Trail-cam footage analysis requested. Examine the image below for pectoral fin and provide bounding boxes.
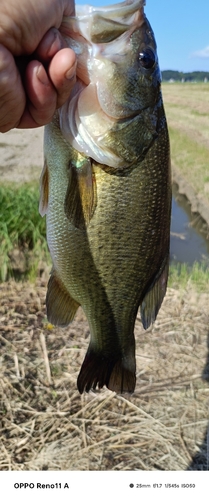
[46,270,80,326]
[140,254,169,330]
[39,160,49,216]
[65,158,97,230]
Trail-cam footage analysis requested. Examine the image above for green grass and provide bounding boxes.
[161,83,209,205]
[0,183,50,281]
[168,127,209,200]
[169,261,209,292]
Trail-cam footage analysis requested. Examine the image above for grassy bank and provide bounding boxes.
[1,183,209,291]
[1,85,209,282]
[162,82,209,206]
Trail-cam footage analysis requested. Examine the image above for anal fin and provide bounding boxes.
[65,158,97,230]
[140,254,169,330]
[46,270,80,326]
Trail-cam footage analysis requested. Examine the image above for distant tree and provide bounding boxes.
[161,70,209,82]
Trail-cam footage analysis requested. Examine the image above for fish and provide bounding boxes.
[39,0,171,394]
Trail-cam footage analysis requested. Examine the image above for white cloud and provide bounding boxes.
[191,45,209,58]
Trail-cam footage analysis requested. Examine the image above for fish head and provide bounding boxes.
[90,8,161,120]
[60,0,163,168]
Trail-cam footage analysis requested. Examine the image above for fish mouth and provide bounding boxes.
[61,0,145,44]
[75,0,145,18]
[63,0,145,20]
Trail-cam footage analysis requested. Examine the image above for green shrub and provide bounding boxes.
[0,183,50,280]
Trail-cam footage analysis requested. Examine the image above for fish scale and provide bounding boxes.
[40,0,171,393]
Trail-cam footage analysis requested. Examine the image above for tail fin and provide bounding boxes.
[77,346,136,394]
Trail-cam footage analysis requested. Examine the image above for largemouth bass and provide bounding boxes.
[40,0,171,394]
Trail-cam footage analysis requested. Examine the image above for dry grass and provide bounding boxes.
[0,271,208,471]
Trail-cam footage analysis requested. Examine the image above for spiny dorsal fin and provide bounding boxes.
[39,160,49,216]
[65,158,97,230]
[46,270,80,327]
[140,254,169,330]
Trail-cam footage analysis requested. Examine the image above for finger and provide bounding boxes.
[48,48,77,108]
[35,28,68,63]
[18,49,76,128]
[63,0,76,17]
[18,60,57,128]
[0,44,25,132]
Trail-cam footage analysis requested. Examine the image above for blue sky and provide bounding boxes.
[76,0,209,72]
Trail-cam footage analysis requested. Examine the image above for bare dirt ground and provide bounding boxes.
[0,128,209,471]
[0,128,44,184]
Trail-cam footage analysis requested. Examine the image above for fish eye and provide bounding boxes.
[139,49,156,69]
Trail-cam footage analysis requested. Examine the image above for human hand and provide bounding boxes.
[0,0,76,132]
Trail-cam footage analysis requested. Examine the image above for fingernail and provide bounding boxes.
[65,62,77,80]
[37,65,49,86]
[38,29,63,59]
[47,30,62,57]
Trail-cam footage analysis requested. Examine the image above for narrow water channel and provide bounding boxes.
[170,183,209,265]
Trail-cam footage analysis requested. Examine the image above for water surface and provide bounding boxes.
[170,184,209,264]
